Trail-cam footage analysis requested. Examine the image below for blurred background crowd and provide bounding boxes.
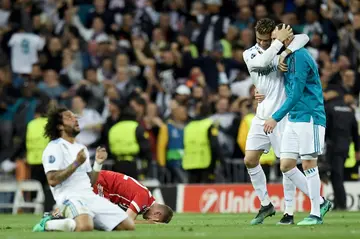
[0,0,360,197]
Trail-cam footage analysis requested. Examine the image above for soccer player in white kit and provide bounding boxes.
[243,18,310,225]
[33,107,135,232]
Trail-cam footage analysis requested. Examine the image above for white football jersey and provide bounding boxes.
[8,33,45,74]
[42,138,94,205]
[243,40,286,120]
[243,35,310,120]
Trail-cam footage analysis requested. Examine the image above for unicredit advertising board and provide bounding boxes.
[176,184,312,213]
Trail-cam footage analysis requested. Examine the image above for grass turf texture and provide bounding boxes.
[0,212,359,239]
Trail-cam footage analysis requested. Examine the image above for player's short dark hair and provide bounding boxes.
[255,18,276,35]
[161,204,174,223]
[44,107,68,140]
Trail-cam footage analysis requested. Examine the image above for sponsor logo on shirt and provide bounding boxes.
[258,65,277,76]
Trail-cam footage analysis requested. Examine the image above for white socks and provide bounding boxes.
[248,164,271,206]
[283,167,324,205]
[45,219,76,232]
[282,173,296,215]
[304,166,321,217]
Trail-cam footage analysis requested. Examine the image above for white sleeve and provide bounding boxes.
[36,36,46,51]
[72,15,93,41]
[243,40,283,72]
[287,34,310,53]
[42,144,64,173]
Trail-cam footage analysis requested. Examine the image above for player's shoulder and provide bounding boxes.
[294,48,310,57]
[243,45,260,61]
[243,45,258,56]
[44,139,62,151]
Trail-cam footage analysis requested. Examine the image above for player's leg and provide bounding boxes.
[33,199,95,232]
[89,195,135,231]
[245,118,275,225]
[270,122,296,225]
[296,124,330,225]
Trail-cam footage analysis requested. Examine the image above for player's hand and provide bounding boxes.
[254,90,265,103]
[278,56,288,72]
[275,24,293,42]
[76,149,87,165]
[264,118,277,135]
[95,147,108,164]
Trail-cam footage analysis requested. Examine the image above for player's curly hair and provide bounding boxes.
[255,18,276,35]
[44,107,68,140]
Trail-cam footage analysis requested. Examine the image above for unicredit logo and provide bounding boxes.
[199,189,219,213]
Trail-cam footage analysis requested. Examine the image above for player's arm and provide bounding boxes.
[272,52,309,122]
[44,147,85,187]
[281,34,310,58]
[243,40,283,71]
[88,147,107,186]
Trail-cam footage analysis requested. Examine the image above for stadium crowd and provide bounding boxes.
[0,0,359,188]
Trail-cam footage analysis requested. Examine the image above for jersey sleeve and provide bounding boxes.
[272,51,309,122]
[8,34,16,47]
[42,144,64,173]
[243,40,283,72]
[286,34,309,53]
[35,35,46,51]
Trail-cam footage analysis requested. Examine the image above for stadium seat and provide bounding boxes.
[12,180,45,215]
[0,181,17,212]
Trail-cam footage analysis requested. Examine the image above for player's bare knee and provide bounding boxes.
[280,159,297,173]
[74,215,94,232]
[244,151,261,168]
[302,159,317,171]
[75,223,94,232]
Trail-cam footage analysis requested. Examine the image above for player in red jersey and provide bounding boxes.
[93,170,173,224]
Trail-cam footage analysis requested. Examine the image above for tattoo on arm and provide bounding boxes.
[46,162,80,187]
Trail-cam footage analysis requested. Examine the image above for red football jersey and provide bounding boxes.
[93,170,155,214]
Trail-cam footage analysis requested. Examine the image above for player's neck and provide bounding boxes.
[61,134,76,144]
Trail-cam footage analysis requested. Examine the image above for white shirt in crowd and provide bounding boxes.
[42,138,93,205]
[242,35,309,119]
[8,33,45,74]
[76,108,103,147]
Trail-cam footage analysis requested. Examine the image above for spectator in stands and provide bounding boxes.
[183,101,224,183]
[157,104,188,183]
[71,95,103,153]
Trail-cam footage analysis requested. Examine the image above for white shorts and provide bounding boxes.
[59,194,128,231]
[280,120,325,160]
[245,116,287,157]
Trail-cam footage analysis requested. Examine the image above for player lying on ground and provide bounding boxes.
[33,107,134,232]
[93,170,173,224]
[264,24,331,225]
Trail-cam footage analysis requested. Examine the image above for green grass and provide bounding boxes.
[1,212,360,239]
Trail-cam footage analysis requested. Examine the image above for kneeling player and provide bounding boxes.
[93,170,173,224]
[36,170,173,230]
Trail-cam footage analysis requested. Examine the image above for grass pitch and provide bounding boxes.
[0,212,359,239]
